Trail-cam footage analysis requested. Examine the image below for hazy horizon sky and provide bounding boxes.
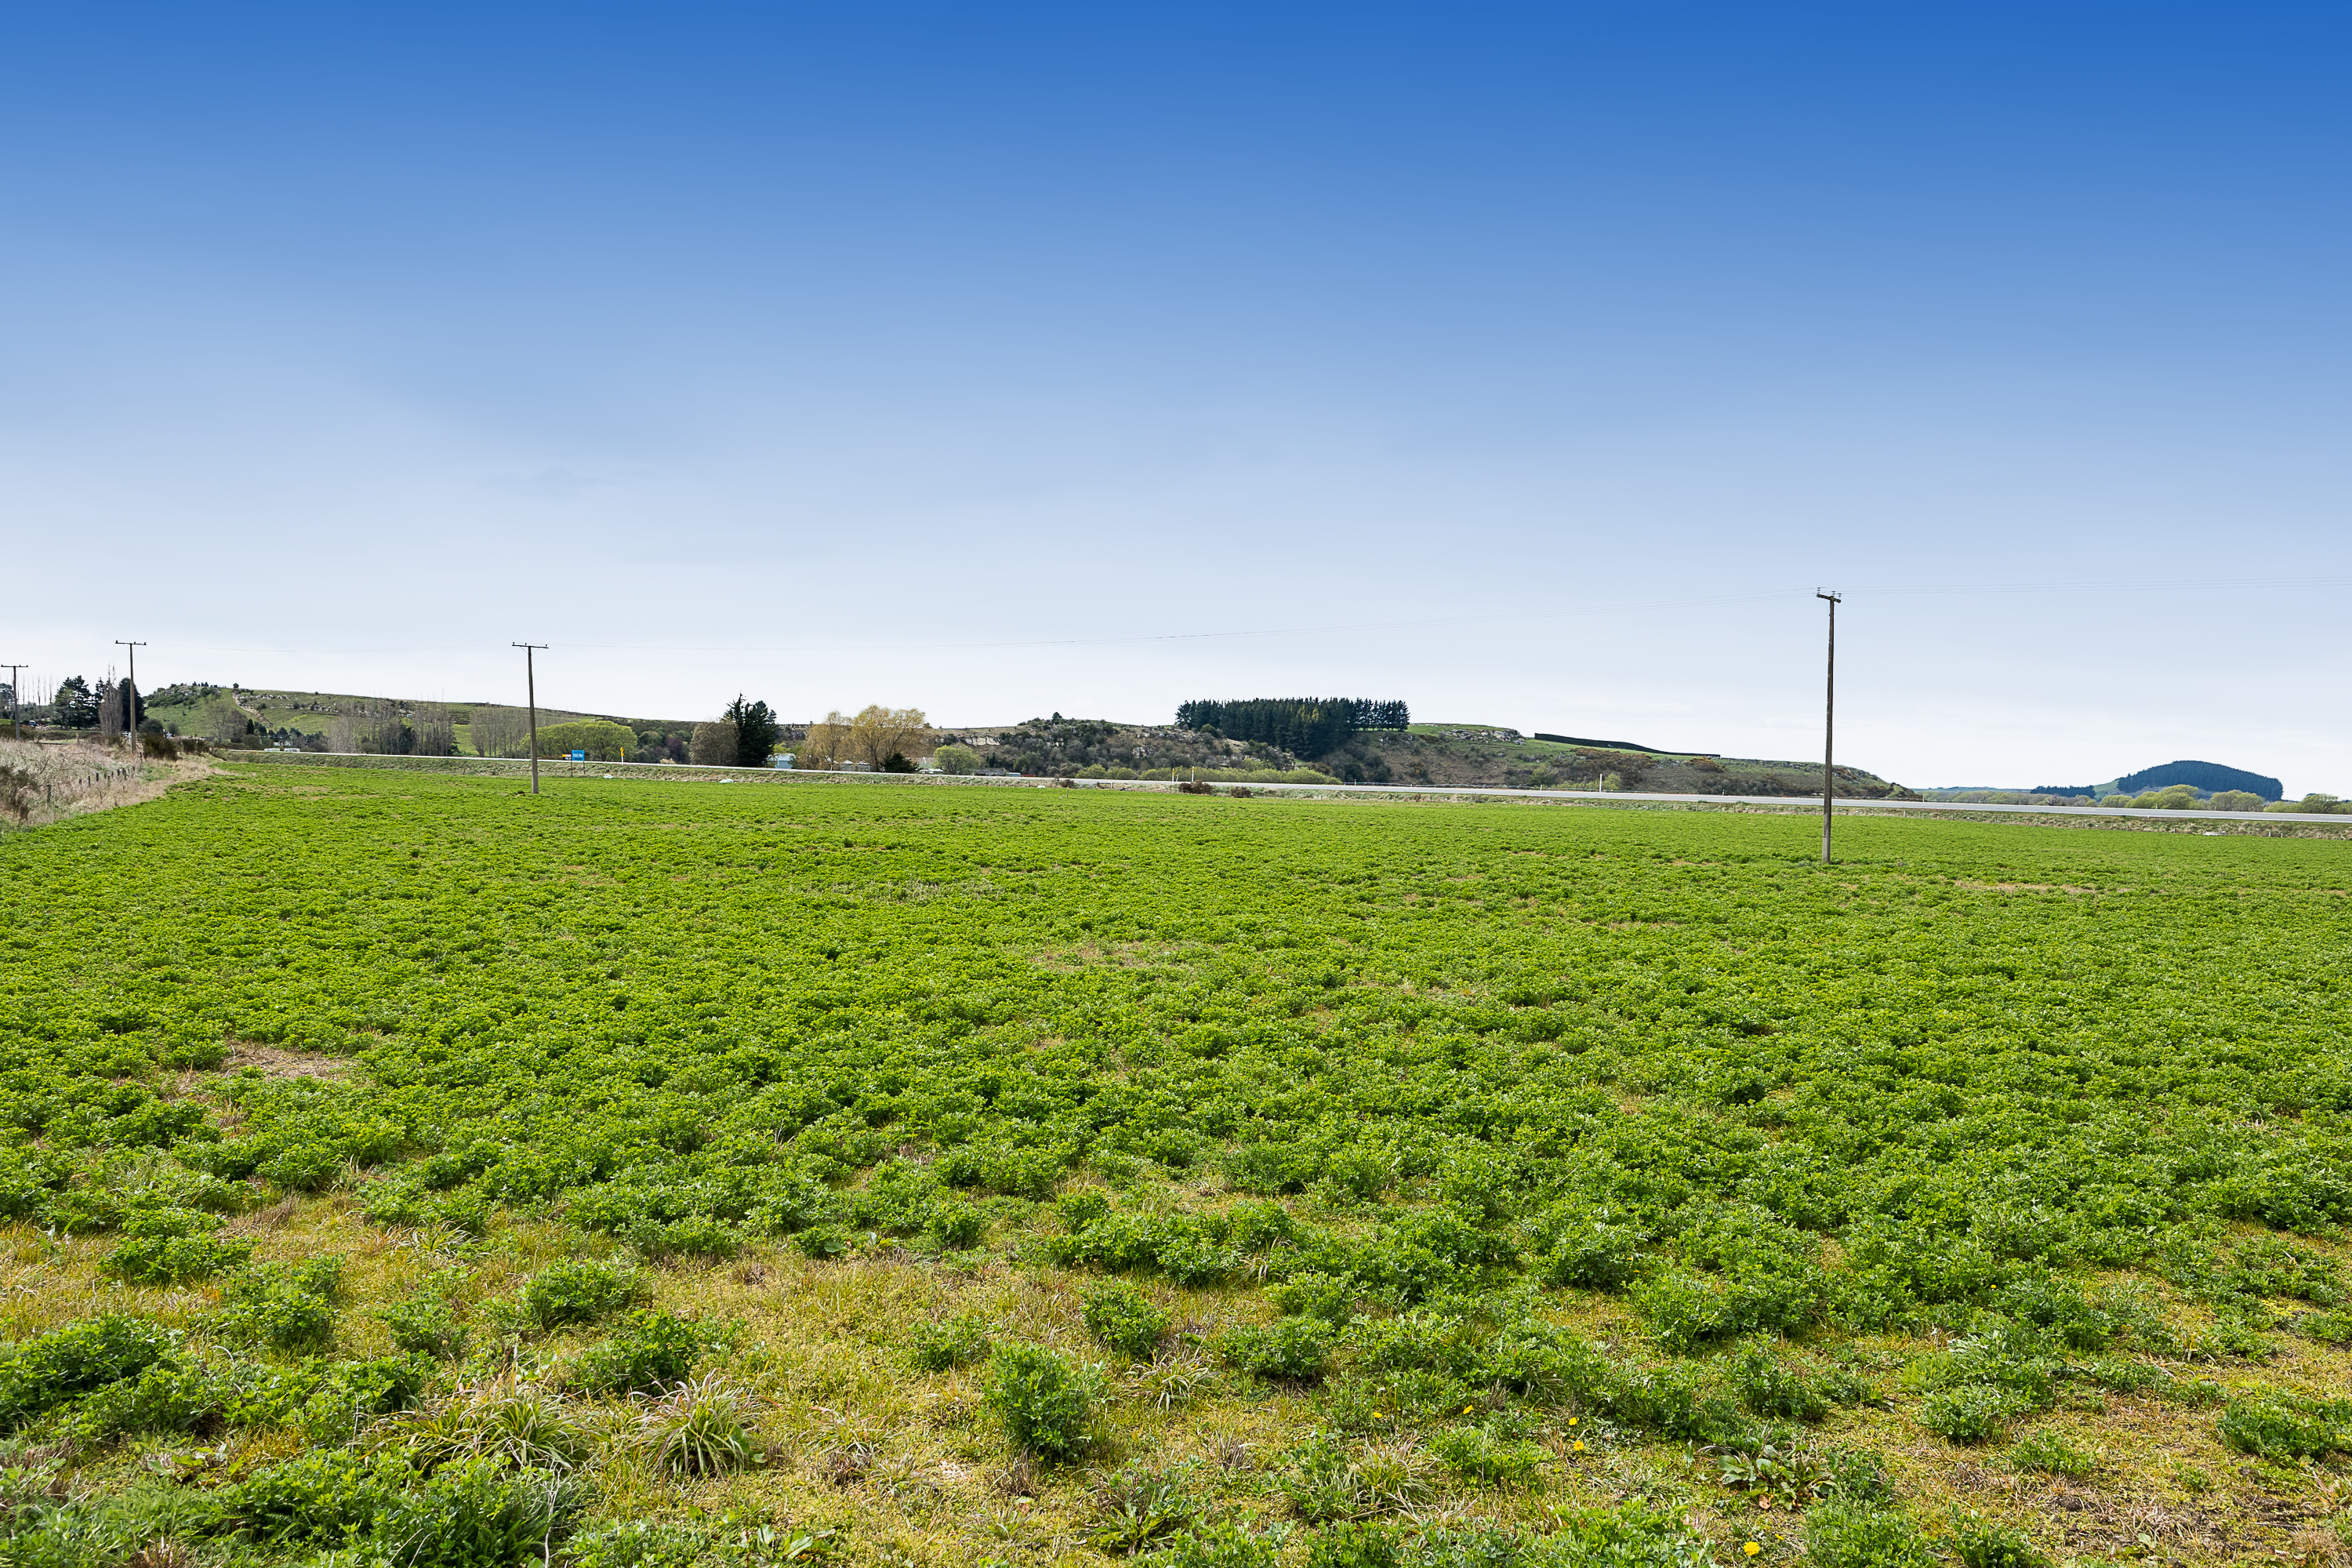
[4,5,2347,791]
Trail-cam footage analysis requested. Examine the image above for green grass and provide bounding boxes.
[2,767,2350,1565]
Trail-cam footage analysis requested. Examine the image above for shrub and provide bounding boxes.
[1266,1272,1359,1325]
[301,1352,434,1439]
[1918,1384,2028,1443]
[987,1344,1102,1460]
[1145,1523,1279,1568]
[214,1261,343,1353]
[0,1314,176,1428]
[1730,1347,1830,1422]
[216,1446,411,1544]
[794,1222,851,1259]
[2218,1391,2352,1458]
[1429,1421,1545,1489]
[1950,1516,2053,1568]
[378,1292,470,1359]
[908,1313,993,1373]
[1803,1503,1937,1568]
[1084,1282,1173,1360]
[924,1200,988,1250]
[1305,1520,1403,1568]
[103,1229,253,1286]
[568,1519,735,1568]
[1088,1461,1200,1553]
[517,1260,650,1332]
[575,1309,706,1396]
[1225,1142,1320,1196]
[1218,1316,1334,1381]
[374,1456,584,1568]
[1527,1204,1646,1290]
[66,1355,225,1439]
[2005,1425,2095,1478]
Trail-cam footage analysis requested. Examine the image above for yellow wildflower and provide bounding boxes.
[1744,1544,1762,1558]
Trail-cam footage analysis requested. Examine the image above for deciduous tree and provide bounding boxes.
[848,705,929,769]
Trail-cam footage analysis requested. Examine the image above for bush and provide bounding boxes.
[1951,1516,2053,1568]
[1084,1282,1173,1359]
[987,1344,1102,1460]
[1145,1523,1279,1568]
[1730,1347,1830,1422]
[1429,1421,1546,1489]
[0,1314,176,1428]
[64,1355,226,1440]
[1803,1504,1937,1568]
[378,1292,470,1360]
[2218,1391,2352,1458]
[214,1261,343,1353]
[924,1200,988,1250]
[909,1313,993,1373]
[2005,1425,2095,1478]
[1088,1461,1200,1553]
[1267,1273,1359,1325]
[1305,1520,1403,1568]
[375,1456,583,1567]
[216,1446,411,1544]
[794,1222,851,1258]
[575,1309,706,1395]
[517,1260,650,1332]
[1918,1384,2028,1443]
[1527,1203,1646,1290]
[103,1230,252,1286]
[1218,1316,1334,1381]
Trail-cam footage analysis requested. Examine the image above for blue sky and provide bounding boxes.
[4,4,2347,789]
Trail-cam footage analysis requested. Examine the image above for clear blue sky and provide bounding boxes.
[4,4,2347,789]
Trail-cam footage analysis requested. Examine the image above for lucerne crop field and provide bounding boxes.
[5,765,2352,1568]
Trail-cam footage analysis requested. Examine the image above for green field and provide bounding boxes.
[4,768,2351,1567]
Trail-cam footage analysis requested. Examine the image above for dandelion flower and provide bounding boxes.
[1566,1417,1579,1425]
[1572,1440,1586,1452]
[1744,1544,1761,1558]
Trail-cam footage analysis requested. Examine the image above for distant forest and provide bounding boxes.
[1174,697,1409,756]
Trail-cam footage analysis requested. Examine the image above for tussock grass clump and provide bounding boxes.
[633,1373,765,1476]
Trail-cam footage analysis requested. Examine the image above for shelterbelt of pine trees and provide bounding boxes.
[2,765,2350,1568]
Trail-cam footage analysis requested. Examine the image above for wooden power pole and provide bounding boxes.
[1816,591,1840,864]
[114,641,147,750]
[513,643,547,795]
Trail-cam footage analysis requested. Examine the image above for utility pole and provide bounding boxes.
[114,641,147,751]
[1815,592,1840,864]
[3,665,20,740]
[513,643,547,795]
